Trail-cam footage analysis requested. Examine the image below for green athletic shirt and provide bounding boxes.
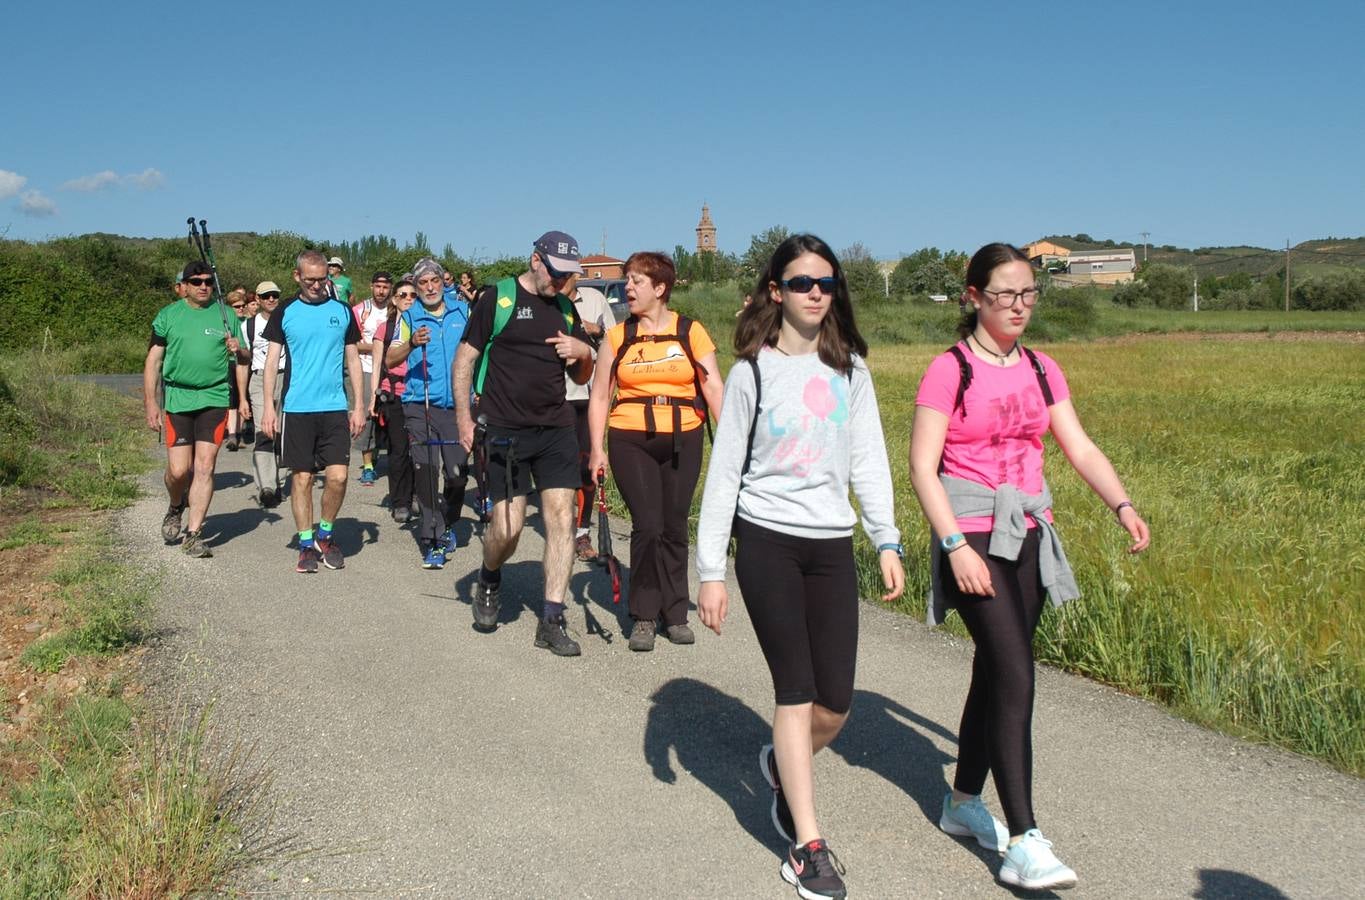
[149,300,231,413]
[330,273,354,304]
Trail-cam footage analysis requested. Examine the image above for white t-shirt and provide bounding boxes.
[352,299,390,374]
[242,313,284,372]
[565,286,616,401]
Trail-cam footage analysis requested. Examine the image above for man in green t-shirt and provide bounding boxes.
[142,260,242,558]
[327,256,353,304]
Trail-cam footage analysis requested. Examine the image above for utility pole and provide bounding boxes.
[1284,240,1291,312]
[1193,272,1199,312]
[1140,231,1150,263]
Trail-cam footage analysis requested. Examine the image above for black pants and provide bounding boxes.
[379,395,413,512]
[607,426,702,626]
[734,518,859,714]
[571,399,593,530]
[940,529,1045,837]
[403,404,469,544]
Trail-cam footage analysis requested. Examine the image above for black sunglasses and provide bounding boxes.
[781,276,837,294]
[395,291,418,299]
[259,292,281,299]
[185,277,214,287]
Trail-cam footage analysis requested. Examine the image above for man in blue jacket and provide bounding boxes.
[384,256,471,568]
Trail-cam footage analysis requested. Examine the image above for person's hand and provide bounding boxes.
[1119,507,1151,554]
[948,545,994,597]
[413,325,431,346]
[545,331,590,362]
[582,321,603,338]
[224,335,241,356]
[348,407,366,437]
[238,398,252,421]
[698,581,729,636]
[588,451,608,485]
[145,402,162,433]
[260,409,278,440]
[457,413,475,452]
[879,550,905,602]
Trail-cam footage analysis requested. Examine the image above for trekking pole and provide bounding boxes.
[421,339,441,550]
[595,468,622,604]
[186,217,235,339]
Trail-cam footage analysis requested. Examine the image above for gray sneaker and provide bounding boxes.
[473,579,500,631]
[628,620,656,652]
[161,504,184,544]
[181,530,212,558]
[535,616,581,656]
[315,536,344,570]
[665,623,695,645]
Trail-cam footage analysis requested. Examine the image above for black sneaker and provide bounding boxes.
[472,579,500,631]
[781,839,847,900]
[760,744,795,842]
[392,506,411,524]
[296,546,321,574]
[260,489,280,508]
[316,536,344,570]
[181,530,212,558]
[534,616,581,657]
[161,504,185,544]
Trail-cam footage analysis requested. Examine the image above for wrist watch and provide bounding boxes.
[940,533,967,553]
[877,542,904,559]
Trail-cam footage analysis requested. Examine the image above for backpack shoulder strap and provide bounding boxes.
[741,356,761,476]
[474,277,519,394]
[1020,346,1055,406]
[609,317,641,385]
[246,315,257,347]
[947,344,972,419]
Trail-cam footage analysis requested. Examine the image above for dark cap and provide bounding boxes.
[181,260,212,281]
[532,231,584,275]
[372,271,393,284]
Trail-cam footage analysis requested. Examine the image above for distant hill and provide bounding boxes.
[1036,234,1365,278]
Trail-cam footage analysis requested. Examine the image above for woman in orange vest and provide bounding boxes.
[587,251,724,651]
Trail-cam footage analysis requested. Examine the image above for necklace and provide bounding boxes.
[970,332,1017,366]
[772,343,790,356]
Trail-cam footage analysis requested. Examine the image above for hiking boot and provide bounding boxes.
[628,620,656,652]
[422,545,446,570]
[161,504,185,544]
[472,579,500,631]
[998,829,1077,891]
[296,546,321,574]
[181,530,212,558]
[359,467,376,485]
[940,792,1008,853]
[781,838,847,900]
[316,536,344,570]
[226,434,239,451]
[665,623,695,645]
[260,489,280,508]
[392,505,411,524]
[575,533,597,561]
[760,744,795,842]
[534,616,582,656]
[440,527,459,554]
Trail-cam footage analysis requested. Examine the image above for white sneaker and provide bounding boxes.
[999,829,1077,891]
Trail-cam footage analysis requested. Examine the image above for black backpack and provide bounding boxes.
[947,343,1054,419]
[609,314,713,462]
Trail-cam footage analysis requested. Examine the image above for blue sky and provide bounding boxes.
[3,0,1362,260]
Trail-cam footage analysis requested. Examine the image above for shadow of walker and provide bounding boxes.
[1194,869,1290,899]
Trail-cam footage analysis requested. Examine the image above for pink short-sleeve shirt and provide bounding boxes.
[915,343,1070,533]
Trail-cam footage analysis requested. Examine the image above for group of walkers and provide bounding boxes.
[142,230,1150,898]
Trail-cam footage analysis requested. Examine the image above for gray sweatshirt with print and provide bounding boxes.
[695,348,899,582]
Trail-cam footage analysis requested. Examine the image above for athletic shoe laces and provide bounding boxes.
[807,841,845,879]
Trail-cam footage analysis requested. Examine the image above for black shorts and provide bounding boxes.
[733,517,859,714]
[279,411,351,471]
[165,407,228,449]
[483,424,578,501]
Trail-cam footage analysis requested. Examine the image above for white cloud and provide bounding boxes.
[61,170,120,192]
[0,170,27,200]
[126,167,165,190]
[19,190,58,217]
[59,167,167,192]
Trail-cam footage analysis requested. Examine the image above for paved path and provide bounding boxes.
[126,443,1362,899]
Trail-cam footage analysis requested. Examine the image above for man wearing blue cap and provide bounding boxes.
[454,231,595,656]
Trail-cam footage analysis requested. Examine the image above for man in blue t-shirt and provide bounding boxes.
[260,250,365,574]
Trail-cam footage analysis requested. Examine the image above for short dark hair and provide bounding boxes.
[181,260,212,281]
[623,252,676,303]
[957,243,1031,339]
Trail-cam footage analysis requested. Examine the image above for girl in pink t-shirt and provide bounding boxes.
[909,243,1151,892]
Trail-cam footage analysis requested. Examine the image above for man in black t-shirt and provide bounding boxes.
[454,231,594,656]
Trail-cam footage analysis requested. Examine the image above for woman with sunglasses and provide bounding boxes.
[695,234,904,900]
[908,243,1150,891]
[372,279,418,524]
[587,251,723,650]
[225,287,250,450]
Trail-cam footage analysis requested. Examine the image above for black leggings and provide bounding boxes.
[941,529,1045,837]
[733,518,858,715]
[378,395,413,511]
[607,426,702,626]
[572,399,592,530]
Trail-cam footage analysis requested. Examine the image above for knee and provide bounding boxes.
[325,470,348,489]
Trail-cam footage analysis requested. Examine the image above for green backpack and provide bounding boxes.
[473,276,576,395]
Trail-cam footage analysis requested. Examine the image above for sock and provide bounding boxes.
[363,464,374,472]
[543,600,565,622]
[480,565,501,587]
[299,528,315,548]
[318,519,334,540]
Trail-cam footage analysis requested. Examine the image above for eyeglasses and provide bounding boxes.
[186,277,214,287]
[230,304,245,310]
[539,254,569,280]
[979,287,1041,307]
[781,276,837,294]
[300,276,330,284]
[395,291,417,299]
[259,292,280,299]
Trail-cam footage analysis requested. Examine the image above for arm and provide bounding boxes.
[143,345,165,432]
[846,367,903,601]
[908,404,994,596]
[1048,399,1151,553]
[260,342,283,439]
[566,338,594,384]
[696,351,724,421]
[586,340,617,482]
[345,344,365,436]
[235,359,250,420]
[453,341,480,450]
